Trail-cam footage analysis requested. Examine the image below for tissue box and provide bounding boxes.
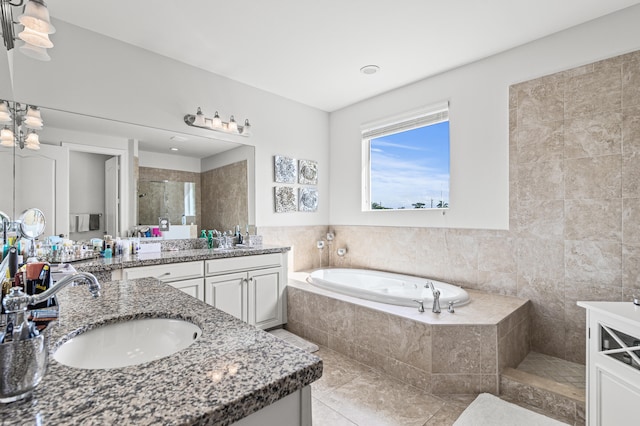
[137,243,161,254]
[247,235,263,247]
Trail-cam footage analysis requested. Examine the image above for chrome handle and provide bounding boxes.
[413,299,425,313]
[448,301,455,313]
[155,272,171,280]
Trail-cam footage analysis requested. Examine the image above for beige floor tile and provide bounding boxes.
[312,398,357,426]
[317,372,445,426]
[312,347,375,396]
[424,403,467,426]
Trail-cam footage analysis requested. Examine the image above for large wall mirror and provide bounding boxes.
[0,103,255,240]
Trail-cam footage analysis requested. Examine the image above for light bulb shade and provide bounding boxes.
[0,102,11,123]
[18,27,54,49]
[211,111,222,129]
[242,119,252,136]
[18,42,51,61]
[193,107,206,127]
[25,131,39,144]
[23,106,43,129]
[1,127,15,147]
[228,115,238,132]
[18,0,56,34]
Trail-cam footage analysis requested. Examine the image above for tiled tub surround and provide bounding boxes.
[263,49,640,365]
[286,273,530,394]
[0,278,322,425]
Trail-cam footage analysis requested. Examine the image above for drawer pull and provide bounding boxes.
[156,272,171,279]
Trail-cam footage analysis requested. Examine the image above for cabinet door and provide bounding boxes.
[248,267,283,329]
[168,278,204,301]
[595,367,640,425]
[205,272,247,322]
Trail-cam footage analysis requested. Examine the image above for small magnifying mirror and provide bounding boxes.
[18,208,46,241]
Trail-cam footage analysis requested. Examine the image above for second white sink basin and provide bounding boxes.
[54,318,201,369]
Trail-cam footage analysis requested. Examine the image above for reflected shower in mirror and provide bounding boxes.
[138,181,196,226]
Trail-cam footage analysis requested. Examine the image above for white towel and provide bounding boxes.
[69,215,77,233]
[77,214,90,232]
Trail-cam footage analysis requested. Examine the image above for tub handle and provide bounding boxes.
[448,301,455,313]
[413,299,425,313]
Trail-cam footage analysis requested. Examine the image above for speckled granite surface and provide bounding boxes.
[0,278,322,425]
[73,245,290,274]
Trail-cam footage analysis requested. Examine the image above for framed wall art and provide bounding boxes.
[274,186,297,213]
[298,159,318,185]
[274,155,297,183]
[298,187,318,212]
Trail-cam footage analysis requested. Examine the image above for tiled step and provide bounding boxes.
[500,368,585,425]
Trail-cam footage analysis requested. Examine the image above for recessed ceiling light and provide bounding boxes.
[170,135,188,142]
[170,147,179,151]
[360,65,380,75]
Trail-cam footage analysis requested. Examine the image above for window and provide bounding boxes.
[362,102,450,211]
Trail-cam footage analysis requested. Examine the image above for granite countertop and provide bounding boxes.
[73,245,291,274]
[0,278,322,425]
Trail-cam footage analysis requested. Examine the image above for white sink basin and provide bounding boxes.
[54,318,201,369]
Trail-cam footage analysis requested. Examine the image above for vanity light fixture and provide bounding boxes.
[0,100,43,150]
[1,0,56,61]
[184,107,252,137]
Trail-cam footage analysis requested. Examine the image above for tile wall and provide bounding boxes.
[201,160,248,232]
[263,49,640,364]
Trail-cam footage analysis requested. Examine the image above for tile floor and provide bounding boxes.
[310,346,576,426]
[516,351,586,389]
[311,346,475,426]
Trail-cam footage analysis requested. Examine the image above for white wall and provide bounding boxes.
[69,151,110,240]
[139,150,201,172]
[329,4,640,230]
[4,19,330,229]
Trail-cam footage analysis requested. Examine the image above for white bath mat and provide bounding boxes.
[453,393,569,426]
[268,328,319,353]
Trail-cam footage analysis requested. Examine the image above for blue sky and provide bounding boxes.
[370,121,450,209]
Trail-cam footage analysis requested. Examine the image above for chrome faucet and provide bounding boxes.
[2,272,101,342]
[426,281,441,313]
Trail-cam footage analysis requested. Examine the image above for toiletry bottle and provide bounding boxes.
[104,244,112,258]
[1,269,11,313]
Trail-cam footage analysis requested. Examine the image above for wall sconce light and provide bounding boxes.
[1,0,56,61]
[184,107,252,137]
[0,100,43,150]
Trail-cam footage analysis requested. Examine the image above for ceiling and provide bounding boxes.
[46,0,640,112]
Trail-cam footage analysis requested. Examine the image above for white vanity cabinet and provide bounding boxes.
[205,253,287,329]
[113,261,205,300]
[578,302,640,426]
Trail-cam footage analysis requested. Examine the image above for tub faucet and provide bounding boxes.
[426,281,441,313]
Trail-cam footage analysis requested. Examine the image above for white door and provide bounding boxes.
[105,156,119,236]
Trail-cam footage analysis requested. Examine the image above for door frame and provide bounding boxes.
[63,142,129,237]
